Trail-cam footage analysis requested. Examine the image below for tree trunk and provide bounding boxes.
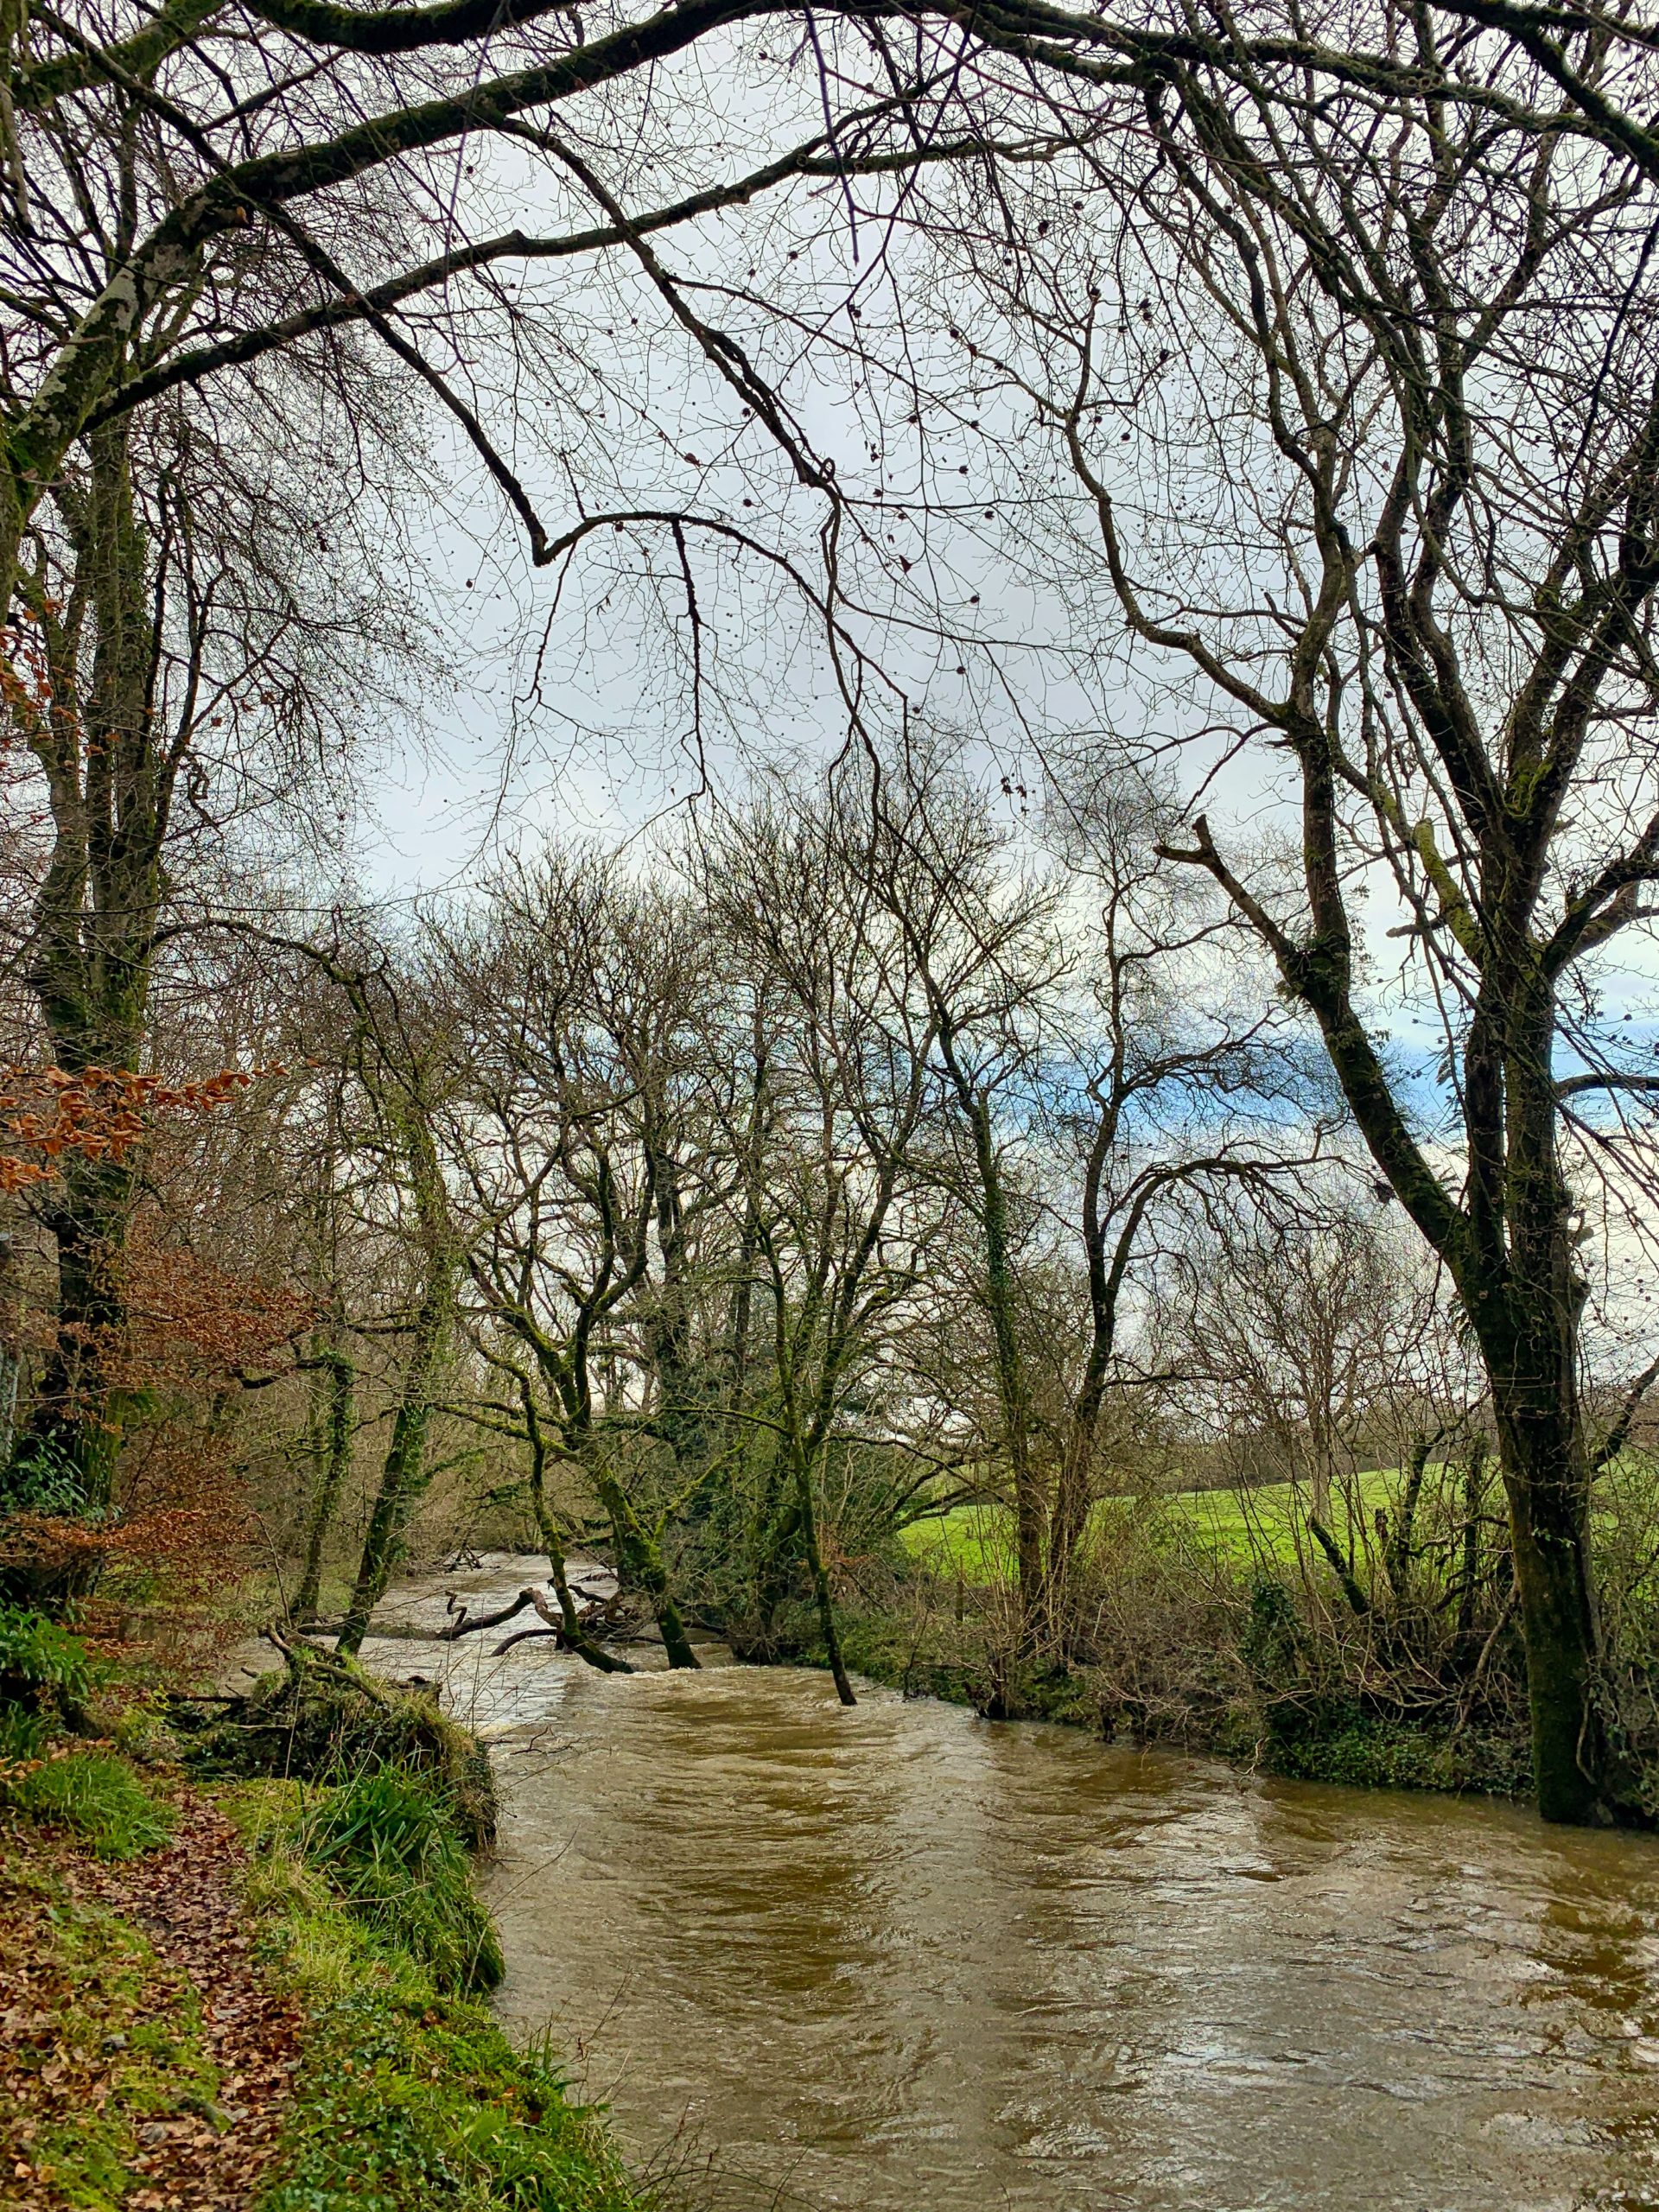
[10,1156,131,1516]
[1045,1389,1101,1651]
[586,1459,700,1669]
[1384,1434,1431,1605]
[1487,1344,1625,1824]
[7,422,165,1544]
[1478,957,1639,1825]
[791,1443,855,1706]
[958,1082,1043,1630]
[294,1349,355,1622]
[1455,1439,1488,1657]
[334,1281,450,1658]
[747,1446,801,1649]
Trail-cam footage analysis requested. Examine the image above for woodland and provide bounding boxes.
[0,0,1657,2013]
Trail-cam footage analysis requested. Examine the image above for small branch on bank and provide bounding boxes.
[1307,1516,1371,1618]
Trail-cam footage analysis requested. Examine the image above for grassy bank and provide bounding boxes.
[0,1620,651,2212]
[229,1779,640,2212]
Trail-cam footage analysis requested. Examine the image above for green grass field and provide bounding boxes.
[898,1469,1402,1581]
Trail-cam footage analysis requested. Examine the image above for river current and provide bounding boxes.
[295,1556,1659,2210]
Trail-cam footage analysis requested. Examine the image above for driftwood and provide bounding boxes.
[441,1583,635,1673]
[437,1587,542,1642]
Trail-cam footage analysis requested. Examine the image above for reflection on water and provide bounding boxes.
[480,1662,1659,2211]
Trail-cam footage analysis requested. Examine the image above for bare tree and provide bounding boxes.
[445,851,712,1669]
[957,16,1659,1819]
[702,779,952,1701]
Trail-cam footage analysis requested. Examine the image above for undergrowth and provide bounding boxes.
[172,1643,498,1845]
[768,1547,1539,1802]
[0,1608,648,2210]
[227,1781,641,2211]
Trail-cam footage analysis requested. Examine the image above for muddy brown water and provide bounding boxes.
[257,1562,1659,2210]
[473,1657,1659,2212]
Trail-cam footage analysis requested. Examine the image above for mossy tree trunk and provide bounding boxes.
[5,422,160,1533]
[586,1455,700,1669]
[294,1348,356,1623]
[336,1102,457,1659]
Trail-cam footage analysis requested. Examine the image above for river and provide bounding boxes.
[302,1558,1659,2210]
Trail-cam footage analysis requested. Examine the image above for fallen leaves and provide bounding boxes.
[1,1797,303,2209]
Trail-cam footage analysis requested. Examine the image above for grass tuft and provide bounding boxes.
[292,1766,505,1994]
[4,1748,176,1859]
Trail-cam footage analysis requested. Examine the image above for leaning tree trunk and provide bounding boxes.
[336,1106,456,1660]
[585,1457,700,1670]
[791,1439,855,1707]
[518,1395,631,1674]
[334,1293,450,1658]
[293,1348,355,1623]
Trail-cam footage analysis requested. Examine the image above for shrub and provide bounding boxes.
[0,1603,97,1718]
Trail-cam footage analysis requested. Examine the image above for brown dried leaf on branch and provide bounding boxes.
[0,1066,277,1196]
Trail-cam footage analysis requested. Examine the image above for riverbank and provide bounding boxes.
[762,1570,1536,1801]
[0,1623,651,2211]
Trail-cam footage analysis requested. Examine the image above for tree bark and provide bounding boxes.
[931,1016,1043,1632]
[294,1348,355,1622]
[1455,1439,1489,1656]
[336,1103,456,1659]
